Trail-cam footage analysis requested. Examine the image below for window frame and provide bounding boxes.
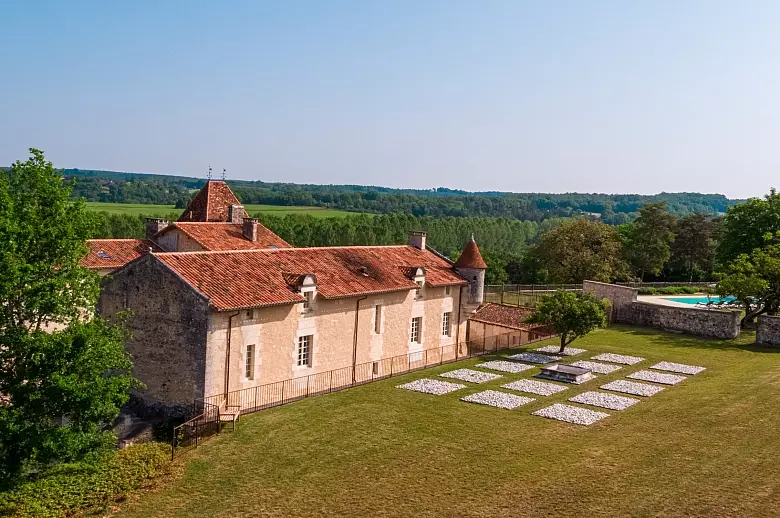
[297,335,313,367]
[411,316,422,343]
[244,344,255,380]
[442,311,451,337]
[374,304,382,334]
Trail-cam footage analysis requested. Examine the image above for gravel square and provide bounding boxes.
[649,361,706,375]
[439,368,502,384]
[591,353,645,365]
[535,345,587,356]
[569,391,640,411]
[461,390,535,409]
[601,380,665,397]
[627,370,687,385]
[570,360,622,374]
[532,403,610,425]
[506,352,562,364]
[396,379,466,395]
[475,360,536,374]
[501,379,568,396]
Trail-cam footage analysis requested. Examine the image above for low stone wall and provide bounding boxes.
[756,315,780,347]
[584,280,741,339]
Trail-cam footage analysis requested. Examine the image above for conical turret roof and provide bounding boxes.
[178,180,246,222]
[453,235,487,269]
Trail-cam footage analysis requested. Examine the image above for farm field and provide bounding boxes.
[115,326,780,518]
[84,201,362,218]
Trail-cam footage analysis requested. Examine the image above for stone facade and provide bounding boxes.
[756,314,780,347]
[585,280,741,340]
[98,254,211,414]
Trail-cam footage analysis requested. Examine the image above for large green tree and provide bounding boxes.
[534,218,630,283]
[0,149,137,484]
[527,290,607,353]
[626,202,676,280]
[669,214,719,281]
[717,189,780,266]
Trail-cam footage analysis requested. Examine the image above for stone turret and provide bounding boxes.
[454,234,487,306]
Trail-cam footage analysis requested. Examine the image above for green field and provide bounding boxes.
[84,202,361,219]
[115,326,780,517]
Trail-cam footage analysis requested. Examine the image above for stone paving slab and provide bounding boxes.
[532,403,610,425]
[535,345,587,356]
[475,360,536,374]
[601,379,665,397]
[506,352,561,364]
[627,370,687,385]
[569,391,640,411]
[501,379,569,396]
[571,360,622,375]
[396,379,466,395]
[461,390,535,409]
[649,361,706,375]
[591,353,645,365]
[439,368,502,384]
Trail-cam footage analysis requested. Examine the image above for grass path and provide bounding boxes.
[116,326,780,517]
[85,202,361,218]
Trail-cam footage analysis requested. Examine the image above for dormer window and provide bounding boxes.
[303,291,314,310]
[415,280,424,299]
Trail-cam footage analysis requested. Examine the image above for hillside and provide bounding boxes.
[64,168,741,224]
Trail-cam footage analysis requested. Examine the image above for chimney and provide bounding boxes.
[242,218,259,242]
[145,218,168,240]
[228,204,245,223]
[408,231,426,250]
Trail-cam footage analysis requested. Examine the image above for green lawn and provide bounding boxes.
[117,326,780,517]
[84,202,361,218]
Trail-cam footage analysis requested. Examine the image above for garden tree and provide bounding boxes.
[717,189,780,266]
[669,214,719,281]
[626,202,676,280]
[716,236,780,327]
[534,218,631,283]
[527,290,607,353]
[0,149,137,483]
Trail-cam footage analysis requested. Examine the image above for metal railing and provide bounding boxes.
[171,328,555,458]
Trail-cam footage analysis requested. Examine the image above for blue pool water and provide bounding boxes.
[662,296,735,305]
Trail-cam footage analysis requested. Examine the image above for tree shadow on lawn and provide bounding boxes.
[602,324,780,354]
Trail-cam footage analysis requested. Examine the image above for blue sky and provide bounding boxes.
[1,0,779,198]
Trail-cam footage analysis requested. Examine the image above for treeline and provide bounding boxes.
[65,168,739,223]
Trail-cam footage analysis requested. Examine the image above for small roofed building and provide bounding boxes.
[98,232,487,415]
[468,303,553,348]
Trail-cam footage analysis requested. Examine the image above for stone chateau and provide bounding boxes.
[85,180,541,414]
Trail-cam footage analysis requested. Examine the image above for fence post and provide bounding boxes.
[306,375,311,398]
[329,370,333,393]
[391,357,394,377]
[171,428,176,461]
[254,386,258,411]
[281,380,285,404]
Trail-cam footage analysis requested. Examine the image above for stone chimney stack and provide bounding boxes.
[228,204,245,223]
[242,218,259,242]
[145,218,168,240]
[408,231,427,250]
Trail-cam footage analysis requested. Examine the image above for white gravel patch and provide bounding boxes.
[506,352,561,364]
[475,360,536,374]
[591,353,645,365]
[461,390,535,409]
[570,360,622,375]
[569,391,640,411]
[439,368,502,384]
[501,379,568,396]
[396,379,466,395]
[649,361,706,375]
[627,370,687,385]
[532,403,610,425]
[535,345,587,356]
[601,380,665,397]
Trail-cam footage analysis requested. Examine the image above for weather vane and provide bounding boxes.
[222,168,226,181]
[207,165,212,180]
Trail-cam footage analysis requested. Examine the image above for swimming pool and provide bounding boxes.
[662,296,735,305]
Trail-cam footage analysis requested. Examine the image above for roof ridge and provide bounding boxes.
[87,238,150,242]
[155,244,415,257]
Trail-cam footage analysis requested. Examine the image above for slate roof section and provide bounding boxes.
[470,303,549,332]
[178,180,246,222]
[83,239,161,269]
[153,245,468,311]
[157,222,291,250]
[453,237,488,269]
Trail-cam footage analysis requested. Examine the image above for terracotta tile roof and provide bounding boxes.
[470,303,547,331]
[158,222,291,250]
[154,245,467,311]
[83,239,161,269]
[454,237,488,269]
[178,180,246,222]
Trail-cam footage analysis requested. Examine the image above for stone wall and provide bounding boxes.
[98,254,211,412]
[756,315,780,347]
[585,280,740,339]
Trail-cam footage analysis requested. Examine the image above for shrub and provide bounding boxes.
[638,287,657,295]
[0,443,171,518]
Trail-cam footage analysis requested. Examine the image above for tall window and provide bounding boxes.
[442,312,451,337]
[245,344,255,379]
[297,335,312,367]
[415,281,423,299]
[411,317,422,343]
[303,291,314,310]
[374,304,382,334]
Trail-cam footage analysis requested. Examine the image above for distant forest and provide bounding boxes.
[64,168,741,224]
